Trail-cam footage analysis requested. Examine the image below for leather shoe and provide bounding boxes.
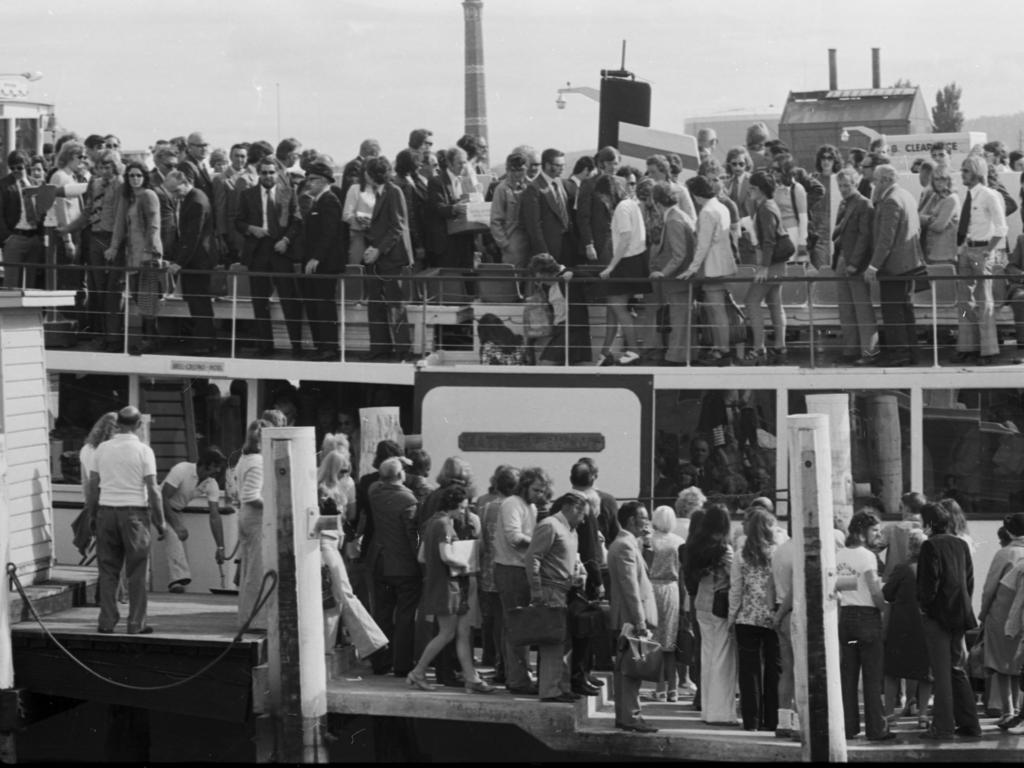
[572,683,600,696]
[541,693,578,703]
[97,627,115,634]
[976,355,1000,366]
[586,675,605,687]
[128,626,154,635]
[616,719,658,733]
[866,731,897,742]
[954,726,982,738]
[920,727,955,741]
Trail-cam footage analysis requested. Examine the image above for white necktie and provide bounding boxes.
[262,188,270,230]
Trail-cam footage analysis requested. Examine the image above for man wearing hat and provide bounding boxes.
[526,490,590,703]
[298,159,343,361]
[84,406,167,634]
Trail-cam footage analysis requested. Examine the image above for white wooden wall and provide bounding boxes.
[0,310,53,584]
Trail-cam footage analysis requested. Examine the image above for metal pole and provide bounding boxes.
[230,271,238,359]
[563,280,570,367]
[931,277,939,368]
[339,276,346,363]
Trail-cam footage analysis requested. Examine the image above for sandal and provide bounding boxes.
[406,671,434,691]
[464,678,496,694]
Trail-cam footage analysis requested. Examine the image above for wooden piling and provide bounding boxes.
[787,414,846,763]
[804,393,854,532]
[866,393,901,517]
[259,426,327,763]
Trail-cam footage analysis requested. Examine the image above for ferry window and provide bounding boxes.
[790,389,911,518]
[924,388,1024,519]
[654,389,777,513]
[51,374,129,485]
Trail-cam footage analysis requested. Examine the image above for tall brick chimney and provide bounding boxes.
[462,0,488,146]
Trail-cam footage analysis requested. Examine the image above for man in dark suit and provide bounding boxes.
[364,156,413,361]
[179,131,214,200]
[562,156,595,267]
[298,161,343,361]
[0,150,45,290]
[607,501,658,733]
[520,148,570,261]
[234,157,303,356]
[917,502,981,740]
[864,165,923,366]
[832,168,879,365]
[164,171,217,354]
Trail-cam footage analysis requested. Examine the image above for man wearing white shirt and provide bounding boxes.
[493,467,552,695]
[955,155,1009,364]
[85,406,166,634]
[161,450,227,593]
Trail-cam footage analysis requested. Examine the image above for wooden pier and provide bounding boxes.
[6,585,1023,762]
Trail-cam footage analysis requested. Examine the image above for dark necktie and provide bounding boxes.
[957,190,972,246]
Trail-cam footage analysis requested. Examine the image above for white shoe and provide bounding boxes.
[618,350,640,365]
[1008,720,1024,735]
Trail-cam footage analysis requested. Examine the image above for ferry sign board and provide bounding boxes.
[883,131,987,171]
[170,359,226,374]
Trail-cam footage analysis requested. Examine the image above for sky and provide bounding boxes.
[4,0,1022,160]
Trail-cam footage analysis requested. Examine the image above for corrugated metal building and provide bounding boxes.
[779,87,932,168]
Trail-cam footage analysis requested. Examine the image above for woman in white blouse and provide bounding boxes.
[342,162,377,266]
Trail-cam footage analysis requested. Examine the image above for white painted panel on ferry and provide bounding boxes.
[1,326,44,349]
[3,360,45,382]
[421,386,642,499]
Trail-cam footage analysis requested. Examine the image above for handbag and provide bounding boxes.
[567,594,609,639]
[506,604,567,646]
[522,289,554,339]
[712,586,729,619]
[771,232,796,264]
[904,263,931,293]
[676,618,695,663]
[618,632,664,682]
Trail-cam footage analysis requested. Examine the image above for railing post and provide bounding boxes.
[930,276,939,368]
[339,275,346,363]
[421,280,428,359]
[230,270,238,359]
[787,413,847,763]
[122,270,130,354]
[563,279,570,367]
[685,281,692,367]
[807,276,816,368]
[260,426,327,763]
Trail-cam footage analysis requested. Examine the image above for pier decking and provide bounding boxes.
[8,585,1022,762]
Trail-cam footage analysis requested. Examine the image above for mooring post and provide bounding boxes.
[0,434,16,763]
[260,426,328,763]
[804,393,854,532]
[787,414,846,762]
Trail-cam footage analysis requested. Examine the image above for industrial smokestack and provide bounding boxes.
[828,48,837,90]
[871,47,881,89]
[462,0,489,146]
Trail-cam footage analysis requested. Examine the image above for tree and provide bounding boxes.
[892,78,915,88]
[933,82,964,132]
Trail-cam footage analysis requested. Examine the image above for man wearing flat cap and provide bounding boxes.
[298,159,343,361]
[85,406,166,634]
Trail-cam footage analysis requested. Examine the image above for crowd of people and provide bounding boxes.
[4,125,1024,366]
[75,400,1024,740]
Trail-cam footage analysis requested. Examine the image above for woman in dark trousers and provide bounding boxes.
[727,506,780,731]
[836,510,894,742]
[679,508,706,709]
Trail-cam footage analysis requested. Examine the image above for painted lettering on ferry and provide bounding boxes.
[170,360,226,373]
[458,432,605,452]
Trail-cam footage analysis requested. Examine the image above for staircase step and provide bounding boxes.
[8,566,99,626]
